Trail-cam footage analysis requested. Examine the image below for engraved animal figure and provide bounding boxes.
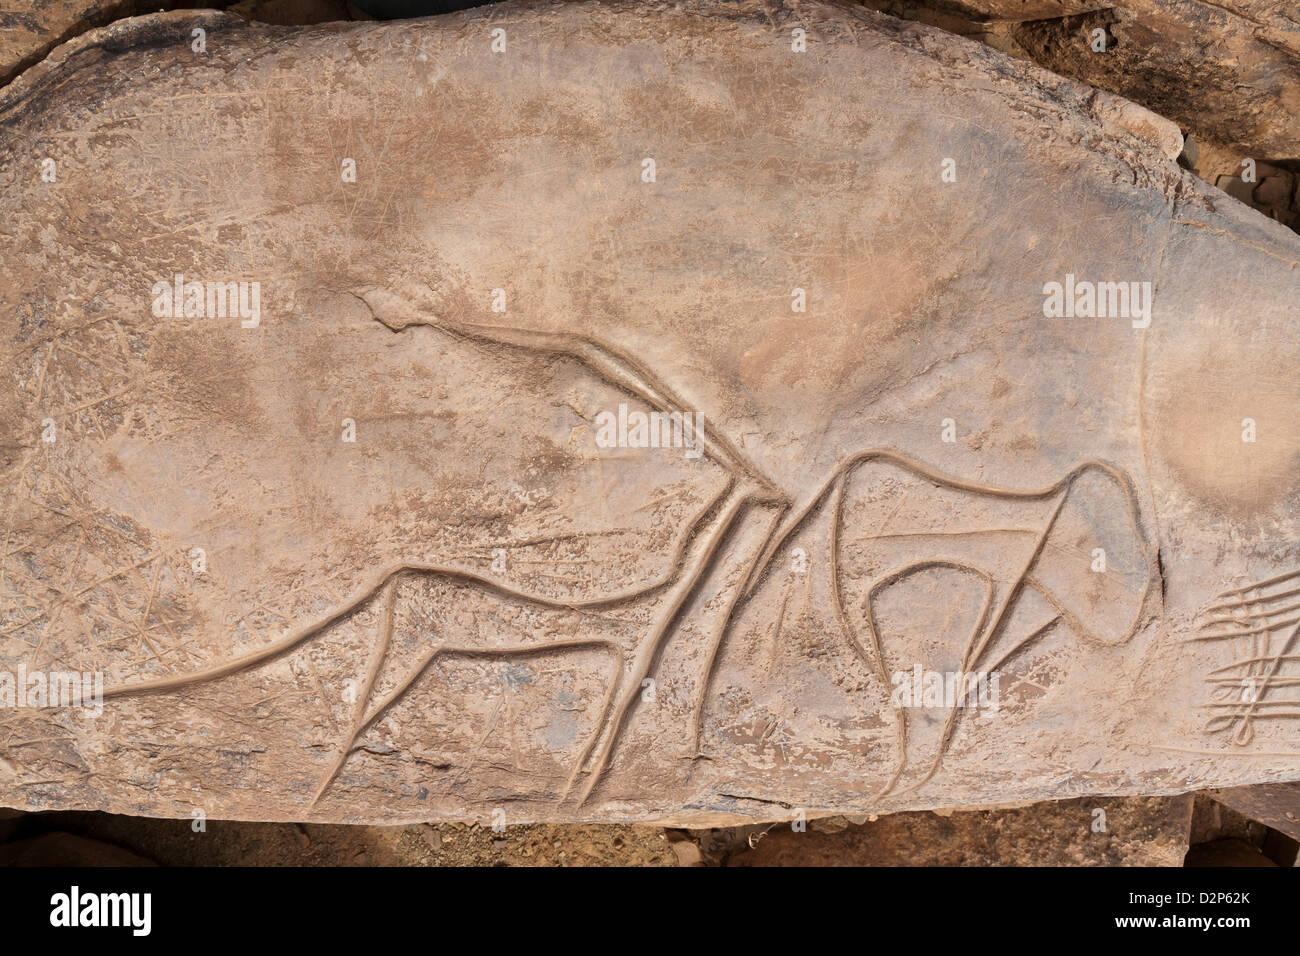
[98,317,1160,806]
[824,454,1157,795]
[98,318,778,807]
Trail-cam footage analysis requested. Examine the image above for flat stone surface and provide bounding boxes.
[1,0,1298,825]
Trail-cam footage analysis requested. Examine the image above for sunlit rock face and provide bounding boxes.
[0,0,1296,825]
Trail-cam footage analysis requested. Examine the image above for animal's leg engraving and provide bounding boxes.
[890,489,1072,798]
[862,561,996,798]
[686,503,781,758]
[978,610,1063,675]
[764,576,798,676]
[561,655,626,801]
[329,637,625,805]
[830,472,884,678]
[572,488,756,804]
[961,489,1072,671]
[825,470,908,796]
[740,500,792,598]
[309,577,397,807]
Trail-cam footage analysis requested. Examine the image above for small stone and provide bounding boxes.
[669,840,703,866]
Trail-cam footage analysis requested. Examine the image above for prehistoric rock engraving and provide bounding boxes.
[830,457,1156,795]
[2,0,1299,823]
[1194,570,1300,746]
[100,419,1157,805]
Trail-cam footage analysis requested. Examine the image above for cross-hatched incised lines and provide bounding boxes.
[1192,569,1300,746]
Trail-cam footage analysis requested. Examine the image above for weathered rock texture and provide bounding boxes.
[0,0,369,84]
[697,794,1197,866]
[0,0,154,85]
[867,1,1300,164]
[1,0,1299,824]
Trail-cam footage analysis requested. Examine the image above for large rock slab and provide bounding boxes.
[1,0,1298,825]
